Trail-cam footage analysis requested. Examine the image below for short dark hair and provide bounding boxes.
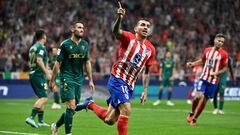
[215,33,225,39]
[71,21,84,28]
[35,29,45,41]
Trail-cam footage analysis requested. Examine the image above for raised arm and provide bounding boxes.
[112,2,125,39]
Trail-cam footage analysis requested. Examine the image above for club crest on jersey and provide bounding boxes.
[145,48,151,55]
[70,46,72,49]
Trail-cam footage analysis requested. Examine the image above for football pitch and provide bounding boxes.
[0,99,239,135]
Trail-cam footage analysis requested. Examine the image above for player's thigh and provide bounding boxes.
[195,79,207,99]
[75,84,82,104]
[162,78,171,87]
[206,83,218,98]
[30,75,48,98]
[105,105,120,122]
[66,99,76,109]
[107,75,133,109]
[118,102,131,116]
[60,80,76,103]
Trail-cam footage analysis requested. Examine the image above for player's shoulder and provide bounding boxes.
[81,39,89,46]
[60,38,71,47]
[205,47,212,51]
[34,42,45,50]
[145,40,156,51]
[219,48,228,54]
[219,48,228,57]
[123,31,134,37]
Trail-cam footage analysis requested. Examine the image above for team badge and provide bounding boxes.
[145,48,150,55]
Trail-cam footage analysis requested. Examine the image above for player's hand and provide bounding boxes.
[117,2,125,17]
[140,91,147,105]
[170,76,174,81]
[210,71,218,76]
[186,62,193,68]
[89,81,95,95]
[46,74,51,81]
[49,79,56,92]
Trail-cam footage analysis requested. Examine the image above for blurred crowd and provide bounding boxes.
[0,0,240,80]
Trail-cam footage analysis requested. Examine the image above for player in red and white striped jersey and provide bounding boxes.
[111,30,155,89]
[186,33,228,126]
[75,3,156,135]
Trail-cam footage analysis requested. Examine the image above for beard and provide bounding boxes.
[74,33,83,39]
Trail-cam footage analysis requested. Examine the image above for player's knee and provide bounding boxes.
[40,97,48,104]
[104,118,116,125]
[120,108,131,116]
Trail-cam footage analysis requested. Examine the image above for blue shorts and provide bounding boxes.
[106,75,133,109]
[193,79,199,91]
[197,78,218,98]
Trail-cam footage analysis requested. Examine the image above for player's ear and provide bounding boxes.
[70,25,75,33]
[134,26,138,33]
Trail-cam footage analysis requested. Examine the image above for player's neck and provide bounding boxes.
[135,34,146,42]
[71,36,81,45]
[213,46,220,51]
[38,40,45,46]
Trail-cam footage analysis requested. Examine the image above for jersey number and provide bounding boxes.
[29,52,36,68]
[121,85,129,100]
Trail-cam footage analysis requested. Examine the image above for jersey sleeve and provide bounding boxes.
[119,31,132,47]
[36,46,45,59]
[57,43,65,62]
[221,52,228,66]
[85,42,90,61]
[145,45,156,67]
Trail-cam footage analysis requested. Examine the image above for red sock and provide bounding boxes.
[187,90,193,99]
[117,115,128,135]
[192,99,199,113]
[194,101,206,119]
[88,103,107,120]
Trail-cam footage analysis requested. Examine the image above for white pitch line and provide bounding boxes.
[0,131,47,135]
[133,108,240,115]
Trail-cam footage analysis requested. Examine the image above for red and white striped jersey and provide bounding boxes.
[200,47,228,84]
[111,31,156,89]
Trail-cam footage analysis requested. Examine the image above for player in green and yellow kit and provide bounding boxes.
[212,57,234,115]
[49,47,62,109]
[50,21,95,135]
[25,29,51,128]
[153,51,176,106]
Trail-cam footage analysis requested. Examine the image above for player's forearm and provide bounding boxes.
[192,59,203,66]
[85,60,93,82]
[217,65,228,75]
[171,68,176,78]
[37,57,48,75]
[159,69,162,78]
[112,15,123,38]
[143,67,150,92]
[51,61,60,80]
[228,62,235,80]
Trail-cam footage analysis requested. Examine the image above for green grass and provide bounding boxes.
[0,99,240,135]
